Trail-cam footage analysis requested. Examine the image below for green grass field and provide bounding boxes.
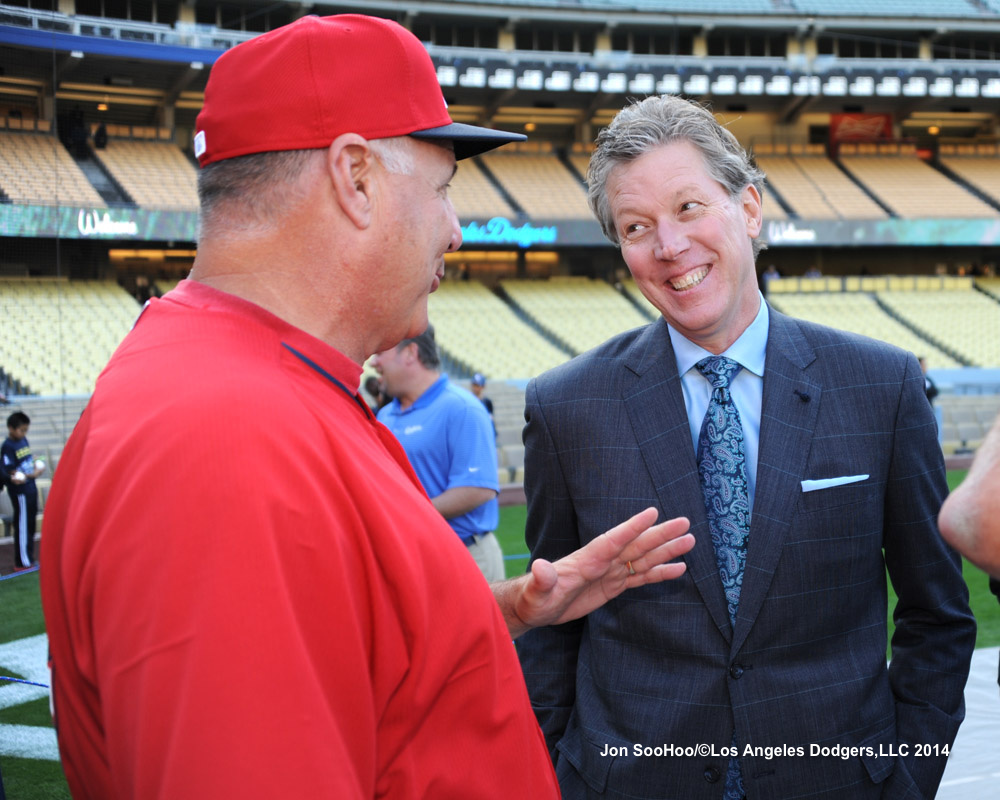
[3,468,996,799]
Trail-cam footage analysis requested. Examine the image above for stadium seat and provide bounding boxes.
[840,153,997,218]
[0,130,106,208]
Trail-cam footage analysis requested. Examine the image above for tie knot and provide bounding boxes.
[696,356,742,390]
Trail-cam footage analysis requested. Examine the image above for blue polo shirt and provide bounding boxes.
[378,375,499,541]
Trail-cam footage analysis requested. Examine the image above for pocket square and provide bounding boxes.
[801,474,870,492]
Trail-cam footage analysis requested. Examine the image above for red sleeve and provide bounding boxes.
[56,405,387,798]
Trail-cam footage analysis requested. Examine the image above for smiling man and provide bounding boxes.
[516,95,976,800]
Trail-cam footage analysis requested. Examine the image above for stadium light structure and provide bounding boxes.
[766,75,791,95]
[574,72,600,92]
[930,77,954,97]
[629,73,655,93]
[437,65,457,86]
[903,77,927,96]
[712,74,738,95]
[823,75,847,96]
[683,74,709,94]
[876,76,901,96]
[955,77,978,98]
[849,76,875,96]
[601,72,627,93]
[460,67,487,88]
[739,75,764,95]
[793,75,820,96]
[488,68,515,89]
[545,71,572,90]
[657,74,681,94]
[518,70,543,90]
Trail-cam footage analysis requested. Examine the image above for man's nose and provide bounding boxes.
[654,220,690,261]
[446,200,462,253]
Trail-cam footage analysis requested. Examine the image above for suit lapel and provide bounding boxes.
[732,309,820,653]
[622,320,735,641]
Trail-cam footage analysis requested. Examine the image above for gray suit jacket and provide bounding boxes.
[517,308,976,800]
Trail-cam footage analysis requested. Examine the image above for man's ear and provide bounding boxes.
[742,183,763,239]
[401,341,418,365]
[327,133,377,230]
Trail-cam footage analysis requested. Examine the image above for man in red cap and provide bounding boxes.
[40,15,694,799]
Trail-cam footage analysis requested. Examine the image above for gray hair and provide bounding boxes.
[397,323,440,369]
[371,136,415,175]
[588,95,767,257]
[197,136,413,236]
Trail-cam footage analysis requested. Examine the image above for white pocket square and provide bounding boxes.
[801,474,869,493]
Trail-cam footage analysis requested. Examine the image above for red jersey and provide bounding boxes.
[41,280,558,799]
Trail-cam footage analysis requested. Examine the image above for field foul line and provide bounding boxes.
[0,633,59,760]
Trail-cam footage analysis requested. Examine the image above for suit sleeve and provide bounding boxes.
[516,377,585,762]
[881,353,976,798]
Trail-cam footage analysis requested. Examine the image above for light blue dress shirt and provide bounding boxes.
[667,293,769,513]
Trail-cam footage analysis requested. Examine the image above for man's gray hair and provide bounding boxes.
[371,137,415,175]
[587,95,767,257]
[398,323,440,370]
[197,136,413,236]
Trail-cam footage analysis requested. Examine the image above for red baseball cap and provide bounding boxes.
[194,14,525,167]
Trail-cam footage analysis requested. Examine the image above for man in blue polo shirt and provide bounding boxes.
[373,324,504,580]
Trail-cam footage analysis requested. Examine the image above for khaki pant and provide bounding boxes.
[466,531,505,582]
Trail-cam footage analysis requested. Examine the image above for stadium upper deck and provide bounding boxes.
[4,0,1000,255]
[5,0,1000,135]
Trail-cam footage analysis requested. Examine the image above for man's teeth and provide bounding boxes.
[671,267,709,291]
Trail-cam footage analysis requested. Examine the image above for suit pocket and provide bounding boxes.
[858,725,897,785]
[797,477,879,513]
[556,721,623,794]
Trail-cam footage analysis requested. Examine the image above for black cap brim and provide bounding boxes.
[410,122,526,160]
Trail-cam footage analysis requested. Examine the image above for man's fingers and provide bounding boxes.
[602,508,689,553]
[620,517,692,560]
[637,528,695,561]
[529,558,558,593]
[602,507,661,551]
[622,532,694,579]
[638,562,688,584]
[597,511,693,578]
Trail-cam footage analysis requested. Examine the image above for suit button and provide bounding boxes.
[730,663,745,679]
[704,766,721,783]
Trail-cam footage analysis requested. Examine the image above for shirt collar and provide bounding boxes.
[165,279,364,394]
[668,292,769,379]
[391,373,449,414]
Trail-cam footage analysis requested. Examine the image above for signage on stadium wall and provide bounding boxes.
[461,217,559,248]
[763,218,1000,247]
[829,113,893,142]
[767,221,818,244]
[1,204,999,248]
[78,210,139,237]
[0,204,198,241]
